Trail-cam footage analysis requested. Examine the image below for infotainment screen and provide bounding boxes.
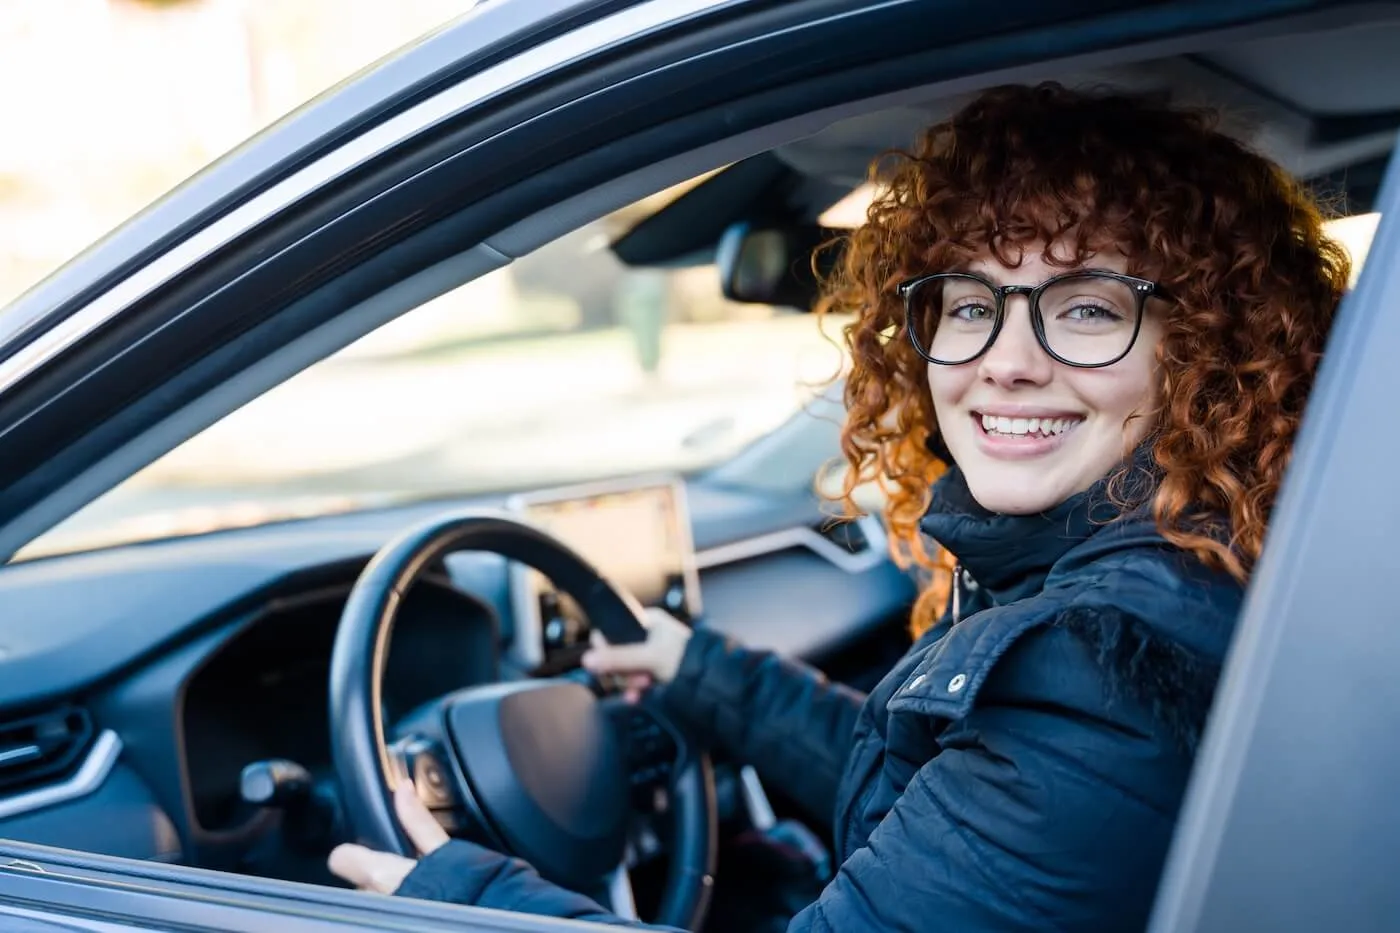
[506,475,701,670]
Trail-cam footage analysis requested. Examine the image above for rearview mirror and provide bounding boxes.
[715,222,843,310]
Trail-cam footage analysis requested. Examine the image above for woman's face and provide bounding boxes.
[926,245,1165,515]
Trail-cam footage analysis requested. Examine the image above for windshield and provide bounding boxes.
[20,200,852,559]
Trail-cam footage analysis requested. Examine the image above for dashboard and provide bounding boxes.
[0,474,916,880]
[180,578,497,834]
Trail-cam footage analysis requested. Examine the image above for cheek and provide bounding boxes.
[926,363,971,420]
[1074,350,1161,429]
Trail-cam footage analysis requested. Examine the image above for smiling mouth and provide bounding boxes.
[975,412,1084,439]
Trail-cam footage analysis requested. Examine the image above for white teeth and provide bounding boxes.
[980,414,1081,437]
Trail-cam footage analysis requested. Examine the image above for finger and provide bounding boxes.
[581,640,656,675]
[640,606,679,626]
[395,781,450,855]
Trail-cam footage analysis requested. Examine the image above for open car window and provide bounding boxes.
[18,197,850,560]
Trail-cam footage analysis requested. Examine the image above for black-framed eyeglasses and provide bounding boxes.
[896,269,1167,368]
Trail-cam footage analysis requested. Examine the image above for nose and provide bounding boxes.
[976,296,1053,388]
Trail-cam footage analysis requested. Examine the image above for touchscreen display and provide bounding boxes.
[512,477,702,662]
[524,486,691,612]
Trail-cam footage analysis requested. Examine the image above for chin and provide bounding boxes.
[961,464,1074,516]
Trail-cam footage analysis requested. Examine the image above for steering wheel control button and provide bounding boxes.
[391,738,457,809]
[414,757,451,807]
[620,711,683,810]
[947,673,968,693]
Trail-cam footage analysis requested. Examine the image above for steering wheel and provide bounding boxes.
[328,512,716,930]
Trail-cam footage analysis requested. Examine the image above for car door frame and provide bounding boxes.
[1146,123,1400,933]
[0,837,595,932]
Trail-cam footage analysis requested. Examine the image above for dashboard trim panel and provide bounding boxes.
[508,496,890,669]
[694,515,888,574]
[0,730,123,822]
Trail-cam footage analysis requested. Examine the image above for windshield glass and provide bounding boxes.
[20,199,852,559]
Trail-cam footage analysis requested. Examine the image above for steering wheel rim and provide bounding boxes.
[329,510,715,930]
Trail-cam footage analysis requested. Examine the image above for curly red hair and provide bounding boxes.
[818,82,1352,635]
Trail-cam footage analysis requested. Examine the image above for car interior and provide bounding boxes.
[0,2,1396,930]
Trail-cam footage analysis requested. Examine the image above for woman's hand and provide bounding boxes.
[581,607,693,702]
[328,782,448,894]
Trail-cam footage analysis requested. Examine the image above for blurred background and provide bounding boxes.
[0,0,482,304]
[4,0,852,559]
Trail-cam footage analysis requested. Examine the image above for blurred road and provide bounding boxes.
[27,315,849,556]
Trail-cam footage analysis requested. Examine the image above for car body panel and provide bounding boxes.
[1148,130,1400,933]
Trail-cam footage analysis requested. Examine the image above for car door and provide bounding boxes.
[0,837,595,932]
[0,0,1382,930]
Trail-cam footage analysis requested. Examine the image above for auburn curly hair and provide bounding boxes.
[817,82,1351,635]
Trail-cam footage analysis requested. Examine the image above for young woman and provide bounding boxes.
[328,82,1348,931]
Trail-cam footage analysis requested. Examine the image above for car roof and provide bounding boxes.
[616,7,1399,266]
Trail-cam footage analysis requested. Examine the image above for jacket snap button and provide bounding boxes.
[960,569,979,592]
[907,674,927,692]
[947,674,967,693]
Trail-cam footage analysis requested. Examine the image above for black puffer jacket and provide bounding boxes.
[396,461,1243,931]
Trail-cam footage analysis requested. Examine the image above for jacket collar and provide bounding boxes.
[919,444,1157,606]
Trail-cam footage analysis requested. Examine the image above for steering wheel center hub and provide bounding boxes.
[445,681,630,887]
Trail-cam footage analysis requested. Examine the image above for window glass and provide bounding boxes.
[22,207,851,559]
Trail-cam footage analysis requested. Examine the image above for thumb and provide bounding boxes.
[327,843,416,894]
[395,782,449,855]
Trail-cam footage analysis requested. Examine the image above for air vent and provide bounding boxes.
[0,707,94,795]
[813,519,870,555]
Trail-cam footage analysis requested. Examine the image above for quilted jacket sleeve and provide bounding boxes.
[655,627,867,825]
[395,839,664,928]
